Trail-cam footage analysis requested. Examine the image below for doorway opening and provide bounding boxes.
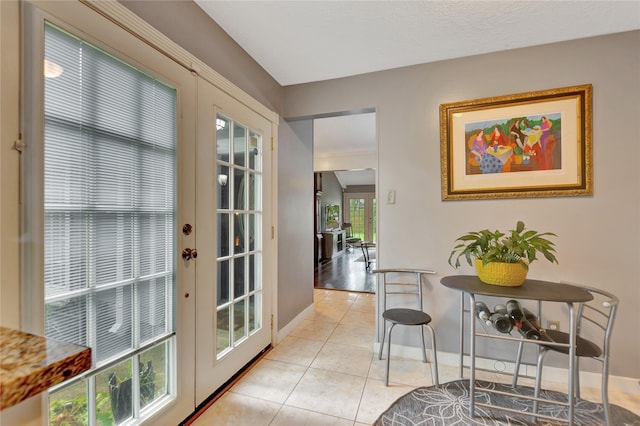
[312,111,377,293]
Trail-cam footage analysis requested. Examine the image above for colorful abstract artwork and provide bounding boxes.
[440,85,592,200]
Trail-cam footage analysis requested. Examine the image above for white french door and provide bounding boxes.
[344,193,376,242]
[194,80,273,403]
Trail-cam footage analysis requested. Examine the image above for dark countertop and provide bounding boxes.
[440,275,593,303]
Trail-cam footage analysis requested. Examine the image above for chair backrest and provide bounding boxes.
[374,269,436,312]
[575,285,619,361]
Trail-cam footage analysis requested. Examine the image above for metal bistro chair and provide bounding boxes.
[342,222,361,250]
[375,268,439,386]
[532,285,619,426]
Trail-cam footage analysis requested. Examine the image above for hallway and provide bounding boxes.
[314,248,376,293]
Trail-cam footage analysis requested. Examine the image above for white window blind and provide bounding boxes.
[43,22,176,423]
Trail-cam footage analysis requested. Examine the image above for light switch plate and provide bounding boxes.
[387,190,396,204]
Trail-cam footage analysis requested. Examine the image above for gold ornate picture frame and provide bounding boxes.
[440,84,592,200]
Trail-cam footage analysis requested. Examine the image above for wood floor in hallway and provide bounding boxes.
[314,248,376,293]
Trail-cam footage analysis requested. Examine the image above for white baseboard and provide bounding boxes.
[279,315,639,394]
[374,342,640,394]
[275,302,315,344]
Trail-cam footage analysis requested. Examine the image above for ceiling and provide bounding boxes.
[313,113,377,187]
[194,1,640,86]
[194,1,640,187]
[313,113,376,156]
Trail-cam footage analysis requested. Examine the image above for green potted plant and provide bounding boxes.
[448,221,558,286]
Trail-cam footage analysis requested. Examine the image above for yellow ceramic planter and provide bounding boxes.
[475,259,528,287]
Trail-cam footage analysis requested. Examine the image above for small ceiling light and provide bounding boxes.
[216,118,226,131]
[44,59,64,78]
[217,174,228,186]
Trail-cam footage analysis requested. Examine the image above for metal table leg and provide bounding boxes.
[469,293,476,417]
[459,292,465,379]
[568,302,576,425]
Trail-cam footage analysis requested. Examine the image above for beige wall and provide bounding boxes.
[283,30,640,378]
[277,120,314,328]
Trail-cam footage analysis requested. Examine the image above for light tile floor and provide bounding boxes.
[192,289,639,425]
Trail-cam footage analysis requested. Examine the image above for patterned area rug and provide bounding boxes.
[374,379,640,425]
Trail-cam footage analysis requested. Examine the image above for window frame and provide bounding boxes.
[20,3,198,424]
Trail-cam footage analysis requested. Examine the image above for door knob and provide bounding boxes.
[182,248,198,260]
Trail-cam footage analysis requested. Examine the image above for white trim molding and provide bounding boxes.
[275,302,316,344]
[379,345,640,395]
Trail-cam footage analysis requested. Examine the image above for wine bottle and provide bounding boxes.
[490,304,513,333]
[474,302,492,325]
[522,307,542,329]
[519,318,541,340]
[505,299,524,329]
[493,304,508,315]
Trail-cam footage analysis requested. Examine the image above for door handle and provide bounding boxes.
[182,248,198,261]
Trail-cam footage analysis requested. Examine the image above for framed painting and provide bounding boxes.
[440,84,592,200]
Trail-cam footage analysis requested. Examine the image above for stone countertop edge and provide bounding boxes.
[0,326,92,411]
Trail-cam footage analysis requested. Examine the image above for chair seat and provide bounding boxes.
[346,237,361,243]
[382,308,432,326]
[540,329,602,357]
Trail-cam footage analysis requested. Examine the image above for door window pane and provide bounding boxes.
[233,123,246,167]
[234,168,246,210]
[217,260,230,306]
[349,198,366,240]
[249,253,260,292]
[248,132,261,171]
[216,117,230,162]
[217,212,230,258]
[234,213,246,254]
[248,172,260,211]
[248,213,259,252]
[249,294,260,333]
[217,164,230,209]
[234,257,246,298]
[234,299,246,342]
[215,114,263,359]
[216,306,231,355]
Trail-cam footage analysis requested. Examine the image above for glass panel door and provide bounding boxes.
[344,193,376,242]
[195,81,272,403]
[215,114,263,357]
